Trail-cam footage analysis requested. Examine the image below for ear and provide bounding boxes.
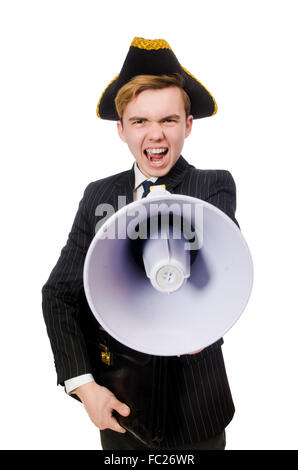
[117,120,127,143]
[185,115,193,138]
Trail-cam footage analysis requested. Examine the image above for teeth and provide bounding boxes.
[146,148,167,154]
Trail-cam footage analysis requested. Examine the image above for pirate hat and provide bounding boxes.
[96,37,217,120]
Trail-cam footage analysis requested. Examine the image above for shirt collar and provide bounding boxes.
[133,162,158,190]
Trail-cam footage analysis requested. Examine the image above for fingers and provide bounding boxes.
[108,415,127,434]
[177,348,205,357]
[101,398,130,434]
[96,401,129,433]
[112,399,131,418]
[78,382,131,434]
[188,348,204,354]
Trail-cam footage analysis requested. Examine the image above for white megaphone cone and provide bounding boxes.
[83,185,253,356]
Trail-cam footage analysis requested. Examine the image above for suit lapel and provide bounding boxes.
[113,165,135,209]
[153,155,191,193]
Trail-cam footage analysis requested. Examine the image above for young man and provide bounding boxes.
[42,37,238,450]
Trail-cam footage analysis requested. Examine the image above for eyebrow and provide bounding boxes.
[128,116,148,122]
[128,114,181,122]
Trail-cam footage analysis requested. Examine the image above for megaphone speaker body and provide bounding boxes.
[83,187,253,356]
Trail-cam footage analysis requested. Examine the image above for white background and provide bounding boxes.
[1,0,297,450]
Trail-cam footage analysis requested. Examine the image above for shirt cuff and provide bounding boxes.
[64,374,95,394]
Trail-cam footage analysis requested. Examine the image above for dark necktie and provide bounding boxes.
[141,180,154,198]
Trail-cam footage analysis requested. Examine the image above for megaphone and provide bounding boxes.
[83,186,253,356]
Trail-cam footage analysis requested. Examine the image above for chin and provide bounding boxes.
[154,167,170,177]
[143,160,174,178]
[145,166,168,178]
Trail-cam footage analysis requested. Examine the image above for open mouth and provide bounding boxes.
[144,147,168,164]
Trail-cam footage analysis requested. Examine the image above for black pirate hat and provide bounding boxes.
[96,37,217,120]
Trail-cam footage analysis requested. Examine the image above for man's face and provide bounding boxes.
[117,87,193,178]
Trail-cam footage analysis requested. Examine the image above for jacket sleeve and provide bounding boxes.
[205,170,240,228]
[41,183,94,385]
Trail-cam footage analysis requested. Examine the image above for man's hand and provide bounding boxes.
[73,381,130,433]
[188,349,204,354]
[177,348,204,357]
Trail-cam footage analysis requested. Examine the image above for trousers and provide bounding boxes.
[100,429,226,450]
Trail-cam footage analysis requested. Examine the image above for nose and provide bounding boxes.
[148,121,164,141]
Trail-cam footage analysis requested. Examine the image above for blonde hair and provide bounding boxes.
[115,74,191,121]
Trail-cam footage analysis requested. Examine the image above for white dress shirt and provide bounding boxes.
[64,163,157,394]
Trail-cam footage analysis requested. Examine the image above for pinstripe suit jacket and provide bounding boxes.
[42,155,238,447]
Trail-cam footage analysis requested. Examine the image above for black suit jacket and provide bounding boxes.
[42,155,238,447]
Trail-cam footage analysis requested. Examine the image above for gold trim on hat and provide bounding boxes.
[182,66,218,115]
[131,37,172,51]
[96,73,119,118]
